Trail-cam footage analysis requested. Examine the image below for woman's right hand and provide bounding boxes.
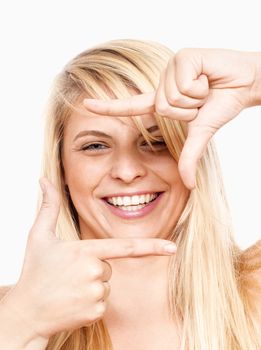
[1,178,177,341]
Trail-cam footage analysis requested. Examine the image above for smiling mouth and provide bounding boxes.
[103,192,162,211]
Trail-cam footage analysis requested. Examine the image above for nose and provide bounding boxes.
[110,150,147,184]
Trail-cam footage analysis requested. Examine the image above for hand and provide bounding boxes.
[83,48,261,189]
[3,178,177,340]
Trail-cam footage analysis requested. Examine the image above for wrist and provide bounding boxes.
[249,52,261,106]
[0,293,48,349]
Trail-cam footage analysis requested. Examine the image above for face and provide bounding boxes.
[62,104,189,240]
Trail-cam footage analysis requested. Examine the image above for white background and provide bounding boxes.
[0,1,260,285]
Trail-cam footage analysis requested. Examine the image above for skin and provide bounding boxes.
[84,49,261,190]
[0,48,261,350]
[61,107,189,348]
[62,107,189,242]
[0,178,178,350]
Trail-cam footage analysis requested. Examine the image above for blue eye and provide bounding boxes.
[81,143,108,151]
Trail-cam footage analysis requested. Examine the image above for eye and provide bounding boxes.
[81,143,108,151]
[141,138,167,150]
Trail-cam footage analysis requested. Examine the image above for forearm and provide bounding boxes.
[0,299,48,350]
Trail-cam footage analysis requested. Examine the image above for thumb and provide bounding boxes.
[178,99,220,189]
[178,89,244,189]
[30,177,60,240]
[178,117,217,190]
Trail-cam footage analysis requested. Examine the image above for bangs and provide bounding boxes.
[55,42,188,161]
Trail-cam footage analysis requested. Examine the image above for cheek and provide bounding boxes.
[152,154,180,180]
[64,157,103,193]
[153,155,188,198]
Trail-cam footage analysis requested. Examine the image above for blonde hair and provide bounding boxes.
[23,40,261,349]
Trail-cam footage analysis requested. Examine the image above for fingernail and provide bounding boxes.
[163,243,177,254]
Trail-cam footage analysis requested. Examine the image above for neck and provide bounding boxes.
[104,255,173,326]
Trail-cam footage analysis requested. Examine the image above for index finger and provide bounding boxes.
[83,92,156,116]
[83,238,177,260]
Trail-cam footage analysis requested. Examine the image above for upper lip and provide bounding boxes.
[102,191,163,199]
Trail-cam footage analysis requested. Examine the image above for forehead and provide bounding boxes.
[64,104,157,139]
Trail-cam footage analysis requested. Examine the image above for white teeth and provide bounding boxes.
[106,193,158,207]
[131,195,140,205]
[118,197,123,206]
[139,195,146,204]
[123,196,132,206]
[145,194,150,203]
[112,197,117,206]
[120,204,146,211]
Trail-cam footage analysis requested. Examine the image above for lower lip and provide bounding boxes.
[102,192,164,219]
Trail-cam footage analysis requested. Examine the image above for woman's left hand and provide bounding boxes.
[83,48,261,189]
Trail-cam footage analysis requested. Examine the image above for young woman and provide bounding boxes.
[0,40,260,349]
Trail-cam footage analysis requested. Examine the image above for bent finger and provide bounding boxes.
[155,73,199,121]
[174,50,209,99]
[165,58,207,109]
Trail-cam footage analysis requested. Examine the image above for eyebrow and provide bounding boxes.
[73,125,159,142]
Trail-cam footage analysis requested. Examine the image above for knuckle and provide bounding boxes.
[41,200,60,213]
[186,109,198,120]
[82,301,107,324]
[89,264,104,279]
[95,302,107,318]
[181,109,198,121]
[178,82,192,96]
[91,282,105,300]
[155,102,169,116]
[41,200,52,210]
[122,240,136,256]
[166,92,181,106]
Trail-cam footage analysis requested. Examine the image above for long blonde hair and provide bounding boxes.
[23,40,261,349]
